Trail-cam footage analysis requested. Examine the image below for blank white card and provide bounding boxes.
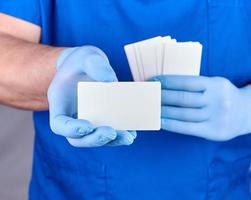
[78,82,161,131]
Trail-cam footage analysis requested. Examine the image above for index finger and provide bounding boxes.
[151,75,209,92]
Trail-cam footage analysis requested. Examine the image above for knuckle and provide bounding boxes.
[85,53,104,66]
[96,138,107,146]
[75,46,107,65]
[130,131,137,139]
[73,46,89,56]
[85,46,106,57]
[96,130,116,145]
[109,131,117,140]
[76,46,100,54]
[122,133,135,145]
[97,136,111,145]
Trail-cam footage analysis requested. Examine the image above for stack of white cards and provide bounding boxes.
[124,36,203,81]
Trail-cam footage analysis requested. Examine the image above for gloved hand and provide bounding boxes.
[48,46,137,147]
[152,75,251,141]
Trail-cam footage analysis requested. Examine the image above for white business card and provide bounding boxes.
[78,82,161,131]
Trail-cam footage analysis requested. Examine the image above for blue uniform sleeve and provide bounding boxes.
[0,0,41,26]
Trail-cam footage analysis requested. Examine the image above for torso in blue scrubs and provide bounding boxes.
[1,0,251,199]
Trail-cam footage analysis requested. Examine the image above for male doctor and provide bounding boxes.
[0,1,251,199]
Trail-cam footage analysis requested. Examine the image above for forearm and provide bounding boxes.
[0,33,64,110]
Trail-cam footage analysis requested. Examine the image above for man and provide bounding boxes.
[0,1,251,199]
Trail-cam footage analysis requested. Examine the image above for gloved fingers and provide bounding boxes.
[59,46,118,82]
[50,115,95,138]
[161,118,206,138]
[151,75,209,92]
[161,90,207,108]
[106,131,137,146]
[161,106,209,122]
[66,126,117,148]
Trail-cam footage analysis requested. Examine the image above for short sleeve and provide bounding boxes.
[0,0,41,26]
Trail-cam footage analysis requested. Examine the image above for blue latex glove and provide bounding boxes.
[152,75,251,141]
[48,46,137,147]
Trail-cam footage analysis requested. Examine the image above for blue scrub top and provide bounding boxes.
[1,1,251,199]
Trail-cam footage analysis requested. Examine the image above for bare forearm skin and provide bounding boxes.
[0,32,64,110]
